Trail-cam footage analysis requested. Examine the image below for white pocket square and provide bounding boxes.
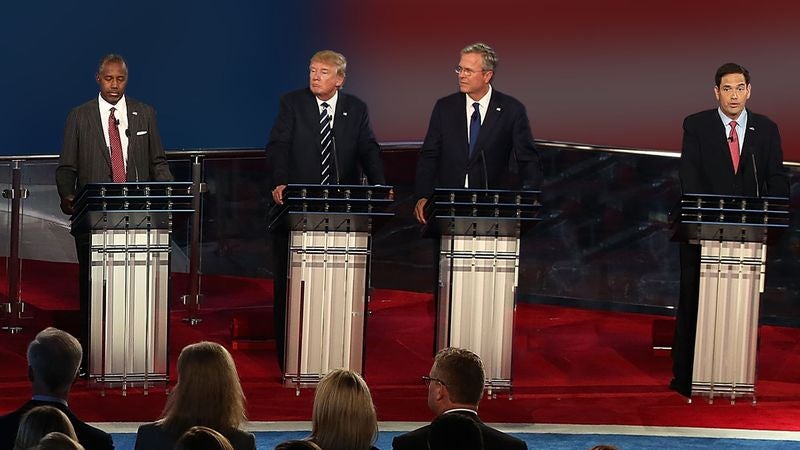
[136,130,148,136]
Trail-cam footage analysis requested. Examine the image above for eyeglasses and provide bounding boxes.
[454,66,487,77]
[422,375,447,387]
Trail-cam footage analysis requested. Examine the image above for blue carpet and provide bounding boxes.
[111,431,799,449]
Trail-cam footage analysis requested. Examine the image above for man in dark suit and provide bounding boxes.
[55,54,173,370]
[0,327,114,449]
[265,50,386,370]
[392,347,527,450]
[414,42,541,224]
[671,63,789,397]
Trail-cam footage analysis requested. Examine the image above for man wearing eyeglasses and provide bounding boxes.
[671,63,789,397]
[392,347,527,450]
[413,42,541,224]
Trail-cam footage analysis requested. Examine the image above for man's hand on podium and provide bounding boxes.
[60,195,75,215]
[414,197,428,225]
[272,184,287,205]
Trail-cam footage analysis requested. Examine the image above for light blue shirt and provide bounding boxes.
[717,107,748,154]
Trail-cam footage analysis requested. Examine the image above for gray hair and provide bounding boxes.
[97,53,128,75]
[27,328,82,392]
[461,43,498,72]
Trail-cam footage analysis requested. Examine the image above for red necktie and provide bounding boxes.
[728,120,740,174]
[108,107,126,182]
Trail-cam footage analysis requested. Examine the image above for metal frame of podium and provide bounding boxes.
[426,188,540,396]
[674,193,789,403]
[269,184,393,393]
[71,182,193,395]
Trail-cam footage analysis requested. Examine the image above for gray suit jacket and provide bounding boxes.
[56,97,173,201]
[134,422,256,450]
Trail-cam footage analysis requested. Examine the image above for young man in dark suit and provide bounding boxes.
[55,54,173,372]
[265,50,386,370]
[413,42,541,224]
[671,63,789,397]
[0,328,114,449]
[392,347,527,450]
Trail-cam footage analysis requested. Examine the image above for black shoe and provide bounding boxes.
[669,378,691,398]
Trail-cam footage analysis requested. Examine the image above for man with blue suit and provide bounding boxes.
[265,50,386,370]
[413,42,542,223]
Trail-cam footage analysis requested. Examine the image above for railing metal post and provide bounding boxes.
[2,160,30,333]
[181,155,205,325]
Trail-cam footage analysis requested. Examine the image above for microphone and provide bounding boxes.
[479,148,489,190]
[727,136,734,142]
[114,118,120,126]
[751,153,760,198]
[331,136,341,185]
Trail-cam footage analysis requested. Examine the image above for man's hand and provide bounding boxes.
[414,197,428,224]
[272,184,287,205]
[60,195,75,215]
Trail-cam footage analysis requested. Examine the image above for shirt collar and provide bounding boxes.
[466,84,493,112]
[99,93,127,116]
[32,394,68,407]
[717,107,747,129]
[316,91,339,113]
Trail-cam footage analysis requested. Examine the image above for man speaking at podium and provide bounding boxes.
[672,62,789,397]
[413,42,541,224]
[55,54,173,371]
[265,50,385,370]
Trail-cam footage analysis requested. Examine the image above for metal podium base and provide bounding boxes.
[438,234,519,394]
[89,228,170,393]
[692,240,764,403]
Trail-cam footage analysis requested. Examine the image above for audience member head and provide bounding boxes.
[310,369,378,450]
[426,347,485,415]
[27,327,82,398]
[160,341,247,435]
[175,426,234,450]
[35,432,85,450]
[428,412,484,450]
[274,440,323,450]
[14,406,77,450]
[588,446,619,450]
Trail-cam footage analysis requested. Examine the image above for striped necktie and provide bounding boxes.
[320,102,334,184]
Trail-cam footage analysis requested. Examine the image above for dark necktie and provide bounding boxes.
[108,107,126,182]
[469,102,481,155]
[728,120,740,174]
[320,102,334,185]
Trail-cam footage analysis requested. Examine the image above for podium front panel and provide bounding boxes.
[437,235,519,389]
[89,229,170,381]
[285,230,368,383]
[692,240,764,398]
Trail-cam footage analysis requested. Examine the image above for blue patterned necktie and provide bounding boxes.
[469,102,481,155]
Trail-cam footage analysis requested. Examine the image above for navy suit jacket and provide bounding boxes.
[679,108,788,197]
[414,89,542,199]
[391,410,527,450]
[266,88,386,190]
[0,399,114,450]
[56,97,173,201]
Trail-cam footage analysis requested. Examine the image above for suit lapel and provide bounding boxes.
[126,100,140,181]
[333,93,346,147]
[739,110,758,171]
[710,111,738,174]
[90,99,113,170]
[306,90,324,151]
[471,90,502,161]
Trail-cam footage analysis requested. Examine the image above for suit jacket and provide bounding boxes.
[266,88,386,190]
[134,422,256,450]
[56,97,174,201]
[679,108,789,197]
[0,399,114,450]
[414,89,542,199]
[392,410,527,450]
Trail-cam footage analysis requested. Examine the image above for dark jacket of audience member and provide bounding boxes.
[428,412,484,450]
[133,341,255,450]
[0,328,114,450]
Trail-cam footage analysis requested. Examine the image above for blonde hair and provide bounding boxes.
[36,432,85,450]
[310,50,347,77]
[160,342,247,435]
[14,406,77,450]
[175,426,234,450]
[310,369,377,450]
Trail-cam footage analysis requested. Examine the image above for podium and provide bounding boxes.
[71,182,193,392]
[673,194,789,401]
[425,188,540,394]
[269,184,393,390]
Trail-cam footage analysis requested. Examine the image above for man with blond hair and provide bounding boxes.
[265,50,386,370]
[392,347,527,450]
[0,327,114,449]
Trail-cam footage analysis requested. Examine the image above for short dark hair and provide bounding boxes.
[97,53,128,74]
[715,63,750,86]
[433,347,485,405]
